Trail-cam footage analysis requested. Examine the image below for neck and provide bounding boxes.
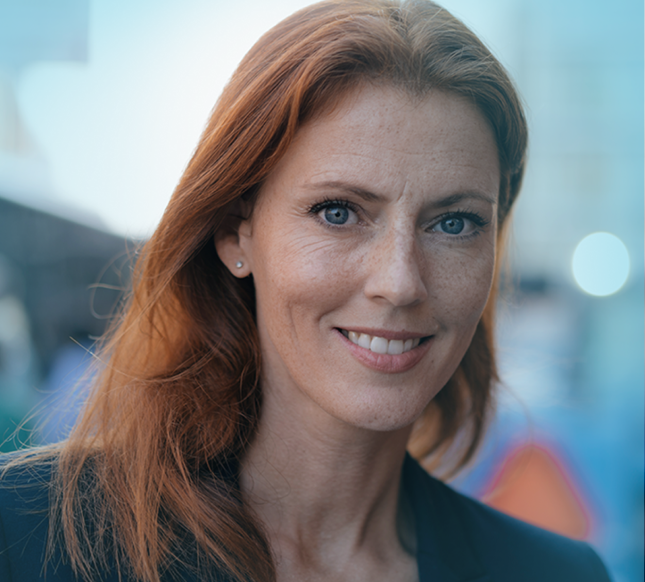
[240,382,416,573]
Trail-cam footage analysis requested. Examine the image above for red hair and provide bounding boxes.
[34,1,527,581]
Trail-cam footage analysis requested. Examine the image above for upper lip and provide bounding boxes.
[336,327,431,341]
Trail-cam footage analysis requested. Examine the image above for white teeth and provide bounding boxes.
[388,340,404,355]
[343,331,423,354]
[370,336,389,354]
[357,333,371,349]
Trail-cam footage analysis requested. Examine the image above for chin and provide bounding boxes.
[320,384,442,434]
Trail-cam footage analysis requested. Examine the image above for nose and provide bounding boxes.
[363,228,428,307]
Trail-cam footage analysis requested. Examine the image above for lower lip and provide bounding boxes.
[335,329,433,374]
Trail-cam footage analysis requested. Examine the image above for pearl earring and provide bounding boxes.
[235,261,244,269]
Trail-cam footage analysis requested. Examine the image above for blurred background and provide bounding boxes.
[0,0,642,580]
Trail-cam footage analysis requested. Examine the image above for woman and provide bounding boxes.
[0,1,611,581]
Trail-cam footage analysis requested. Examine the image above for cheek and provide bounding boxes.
[250,225,359,328]
[429,242,496,328]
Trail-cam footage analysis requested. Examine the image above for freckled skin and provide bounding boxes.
[232,85,500,433]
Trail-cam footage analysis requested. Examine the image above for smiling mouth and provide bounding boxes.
[338,329,430,355]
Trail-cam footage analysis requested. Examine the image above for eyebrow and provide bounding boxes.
[306,181,382,202]
[306,180,497,207]
[432,191,497,208]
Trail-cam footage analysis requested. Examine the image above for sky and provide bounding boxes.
[12,0,315,235]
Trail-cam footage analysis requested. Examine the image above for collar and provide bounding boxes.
[403,454,492,582]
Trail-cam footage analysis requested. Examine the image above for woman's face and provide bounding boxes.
[219,84,500,433]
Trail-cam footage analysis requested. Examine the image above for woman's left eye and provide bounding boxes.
[436,216,466,234]
[431,213,483,236]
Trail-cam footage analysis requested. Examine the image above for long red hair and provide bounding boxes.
[30,1,527,581]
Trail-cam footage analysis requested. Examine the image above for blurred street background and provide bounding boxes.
[0,1,642,580]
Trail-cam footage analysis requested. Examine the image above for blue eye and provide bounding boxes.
[431,211,489,237]
[309,199,359,227]
[323,205,350,225]
[439,216,465,234]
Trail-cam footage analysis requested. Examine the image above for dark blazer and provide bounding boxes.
[0,453,612,581]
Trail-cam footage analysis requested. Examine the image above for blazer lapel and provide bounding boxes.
[403,454,493,582]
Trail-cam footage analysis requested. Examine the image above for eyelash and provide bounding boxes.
[308,198,490,237]
[431,209,490,239]
[308,198,361,226]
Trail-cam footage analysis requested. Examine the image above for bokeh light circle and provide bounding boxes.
[572,232,630,296]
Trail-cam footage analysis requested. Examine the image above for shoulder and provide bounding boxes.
[404,455,612,582]
[0,452,200,582]
[0,450,89,582]
[0,451,54,549]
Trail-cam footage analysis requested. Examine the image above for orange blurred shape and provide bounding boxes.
[482,444,591,540]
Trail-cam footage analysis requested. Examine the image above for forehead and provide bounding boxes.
[257,84,500,208]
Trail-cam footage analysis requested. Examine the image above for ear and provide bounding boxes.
[214,202,253,278]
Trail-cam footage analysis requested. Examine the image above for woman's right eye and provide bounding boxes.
[323,205,350,224]
[311,200,359,226]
